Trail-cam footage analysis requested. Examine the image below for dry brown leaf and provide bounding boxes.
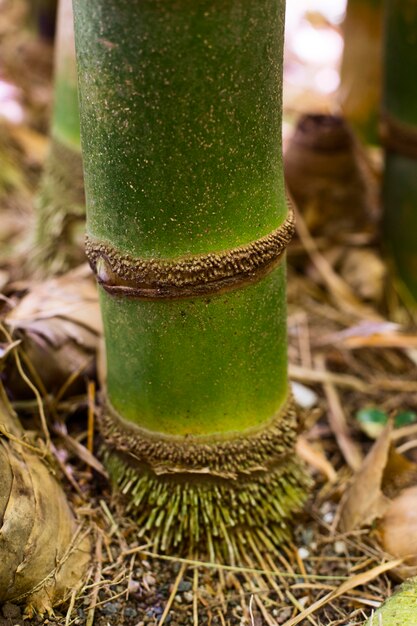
[3,264,102,397]
[339,424,417,533]
[382,447,417,495]
[318,320,417,349]
[339,424,392,532]
[52,422,107,477]
[0,383,91,614]
[7,264,101,335]
[379,486,417,579]
[282,559,403,626]
[317,320,400,347]
[339,248,385,303]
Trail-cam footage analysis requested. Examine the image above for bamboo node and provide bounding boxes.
[99,394,310,558]
[100,393,302,479]
[85,206,295,299]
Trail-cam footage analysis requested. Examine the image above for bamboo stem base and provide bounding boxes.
[99,396,310,560]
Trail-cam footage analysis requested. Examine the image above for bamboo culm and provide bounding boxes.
[364,577,417,625]
[73,0,309,559]
[382,0,417,302]
[34,0,85,275]
[339,0,382,145]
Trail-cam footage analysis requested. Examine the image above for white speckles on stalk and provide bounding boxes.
[74,0,286,259]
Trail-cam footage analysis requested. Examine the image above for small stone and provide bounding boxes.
[174,594,182,604]
[323,511,334,524]
[277,608,292,624]
[128,579,141,593]
[297,547,309,560]
[143,573,156,587]
[103,602,121,615]
[124,607,138,618]
[292,382,318,409]
[183,591,193,603]
[177,581,192,592]
[334,540,346,555]
[146,606,163,619]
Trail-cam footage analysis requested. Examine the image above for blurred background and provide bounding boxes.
[0,0,348,124]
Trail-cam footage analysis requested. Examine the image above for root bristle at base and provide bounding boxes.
[102,446,310,562]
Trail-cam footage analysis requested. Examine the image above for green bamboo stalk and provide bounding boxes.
[34,0,85,275]
[73,0,309,559]
[364,577,417,625]
[382,0,417,302]
[339,0,382,145]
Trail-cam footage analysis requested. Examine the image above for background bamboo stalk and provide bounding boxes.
[33,0,85,276]
[339,0,382,145]
[382,0,417,302]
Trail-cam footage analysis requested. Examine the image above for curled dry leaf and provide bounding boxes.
[0,384,91,615]
[3,264,102,397]
[339,422,417,580]
[339,423,417,533]
[339,424,392,532]
[379,486,417,580]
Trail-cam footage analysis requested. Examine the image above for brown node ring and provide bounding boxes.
[99,394,302,482]
[85,206,295,299]
[380,111,417,160]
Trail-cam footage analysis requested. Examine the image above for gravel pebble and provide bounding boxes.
[177,581,192,592]
[102,602,121,615]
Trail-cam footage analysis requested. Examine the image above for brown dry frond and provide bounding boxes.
[0,383,91,616]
